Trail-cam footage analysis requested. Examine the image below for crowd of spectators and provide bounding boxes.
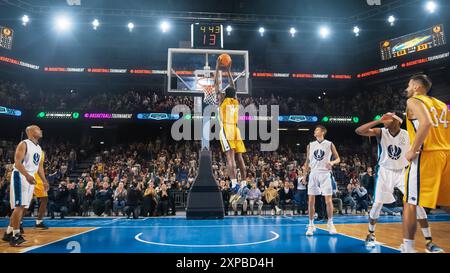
[0,137,405,219]
[1,79,407,118]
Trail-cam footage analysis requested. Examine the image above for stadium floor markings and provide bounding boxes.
[0,227,95,253]
[2,215,448,253]
[317,221,450,253]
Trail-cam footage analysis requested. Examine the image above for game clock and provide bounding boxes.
[191,23,223,49]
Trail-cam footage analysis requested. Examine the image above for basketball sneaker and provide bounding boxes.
[35,222,49,230]
[306,225,316,236]
[365,233,376,247]
[9,234,26,247]
[425,242,444,253]
[327,223,337,235]
[2,231,11,242]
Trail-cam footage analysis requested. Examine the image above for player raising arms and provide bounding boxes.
[2,125,46,246]
[355,112,443,253]
[214,54,246,191]
[401,74,450,253]
[303,125,340,236]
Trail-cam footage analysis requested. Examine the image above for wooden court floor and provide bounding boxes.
[0,228,94,253]
[318,222,450,253]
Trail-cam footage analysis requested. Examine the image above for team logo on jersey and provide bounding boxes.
[313,149,325,161]
[33,153,40,165]
[387,145,402,160]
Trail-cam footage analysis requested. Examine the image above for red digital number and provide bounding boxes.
[209,34,216,45]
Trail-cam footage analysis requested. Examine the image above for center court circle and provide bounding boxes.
[135,230,280,248]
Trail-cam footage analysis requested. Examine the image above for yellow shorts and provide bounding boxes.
[219,124,246,153]
[33,173,48,198]
[404,150,450,208]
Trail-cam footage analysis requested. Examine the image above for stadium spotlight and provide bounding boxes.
[127,22,135,32]
[425,1,437,13]
[22,15,30,26]
[160,21,170,32]
[289,27,296,37]
[319,26,330,38]
[55,15,72,32]
[226,25,232,35]
[388,15,396,26]
[353,26,360,37]
[258,27,265,36]
[92,19,99,30]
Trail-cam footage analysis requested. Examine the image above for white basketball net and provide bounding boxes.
[197,75,218,105]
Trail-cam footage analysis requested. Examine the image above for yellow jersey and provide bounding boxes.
[407,95,450,151]
[220,97,239,125]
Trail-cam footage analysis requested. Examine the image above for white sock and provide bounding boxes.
[421,228,432,240]
[403,239,415,252]
[36,219,43,225]
[369,223,376,233]
[309,219,314,226]
[13,229,20,236]
[327,218,333,225]
[6,226,13,234]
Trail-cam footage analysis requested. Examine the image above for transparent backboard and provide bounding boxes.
[167,48,250,95]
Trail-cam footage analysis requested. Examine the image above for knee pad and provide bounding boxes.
[416,206,427,220]
[369,202,383,219]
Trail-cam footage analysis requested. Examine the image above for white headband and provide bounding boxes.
[392,114,403,124]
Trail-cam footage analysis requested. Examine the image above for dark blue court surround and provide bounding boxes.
[2,214,449,253]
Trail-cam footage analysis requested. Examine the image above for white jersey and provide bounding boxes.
[13,139,43,176]
[308,140,333,173]
[377,128,410,170]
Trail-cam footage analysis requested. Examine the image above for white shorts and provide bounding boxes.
[374,166,405,204]
[10,170,35,209]
[308,171,333,196]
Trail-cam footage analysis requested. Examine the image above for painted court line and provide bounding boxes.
[21,227,100,253]
[314,226,399,252]
[135,231,280,248]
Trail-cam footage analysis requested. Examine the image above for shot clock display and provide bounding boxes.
[380,24,446,61]
[191,23,223,49]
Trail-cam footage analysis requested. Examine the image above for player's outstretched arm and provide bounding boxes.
[227,65,235,90]
[214,59,224,105]
[405,98,433,161]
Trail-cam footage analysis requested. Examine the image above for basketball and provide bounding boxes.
[218,53,232,67]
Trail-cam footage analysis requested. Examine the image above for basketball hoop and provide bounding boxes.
[198,76,218,105]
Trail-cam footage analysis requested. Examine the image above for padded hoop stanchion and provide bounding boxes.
[186,149,225,219]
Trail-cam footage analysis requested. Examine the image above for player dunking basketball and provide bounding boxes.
[214,55,247,191]
[355,112,443,252]
[2,125,47,246]
[402,74,450,253]
[303,125,340,236]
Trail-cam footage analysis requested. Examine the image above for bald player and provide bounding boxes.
[2,125,46,246]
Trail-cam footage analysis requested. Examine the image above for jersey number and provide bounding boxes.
[430,107,449,128]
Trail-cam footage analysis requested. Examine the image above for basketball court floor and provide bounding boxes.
[1,214,449,253]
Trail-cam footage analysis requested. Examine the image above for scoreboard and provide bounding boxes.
[381,24,446,61]
[0,26,14,50]
[191,23,223,49]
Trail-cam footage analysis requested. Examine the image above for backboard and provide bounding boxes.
[167,48,250,96]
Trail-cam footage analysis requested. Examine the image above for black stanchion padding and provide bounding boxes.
[186,149,225,219]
